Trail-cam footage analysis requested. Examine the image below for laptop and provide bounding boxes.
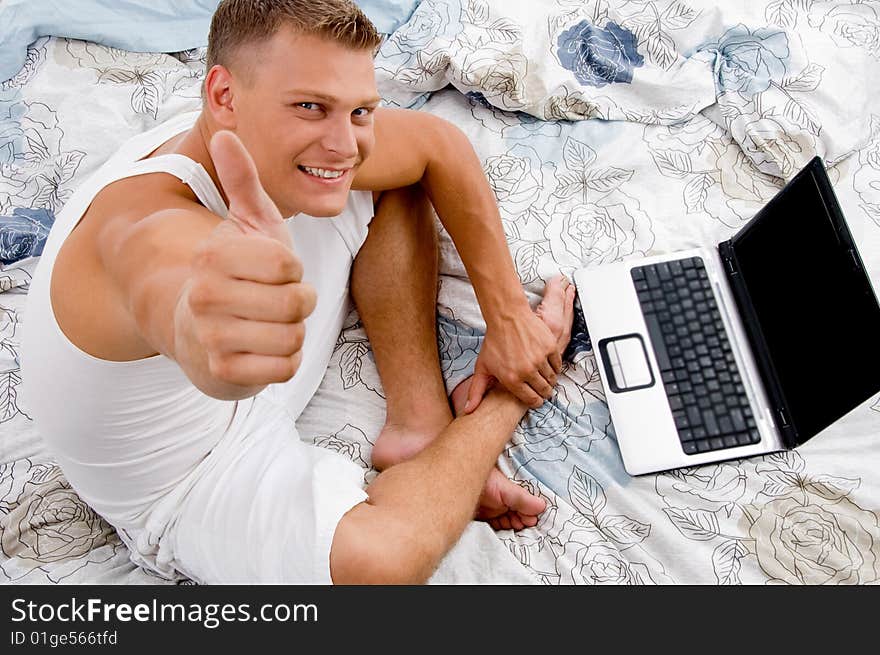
[573,156,880,475]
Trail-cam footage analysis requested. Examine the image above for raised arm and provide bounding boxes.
[353,108,560,409]
[100,132,315,400]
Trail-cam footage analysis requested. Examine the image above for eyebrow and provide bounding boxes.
[284,90,382,106]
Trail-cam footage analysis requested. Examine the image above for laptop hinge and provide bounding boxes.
[717,240,801,448]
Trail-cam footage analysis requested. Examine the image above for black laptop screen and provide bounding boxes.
[731,161,880,442]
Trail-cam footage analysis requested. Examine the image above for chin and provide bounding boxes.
[298,198,349,218]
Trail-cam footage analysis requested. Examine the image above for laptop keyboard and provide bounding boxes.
[631,257,761,455]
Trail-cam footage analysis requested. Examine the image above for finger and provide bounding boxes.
[199,317,306,357]
[511,381,544,409]
[539,360,557,388]
[549,351,563,374]
[464,371,493,414]
[525,371,554,402]
[208,351,303,387]
[191,278,316,323]
[210,130,285,236]
[194,234,303,283]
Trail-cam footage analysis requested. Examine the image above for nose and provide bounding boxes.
[322,115,359,160]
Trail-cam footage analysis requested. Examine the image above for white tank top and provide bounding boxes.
[20,111,373,564]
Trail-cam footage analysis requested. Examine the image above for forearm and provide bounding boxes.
[106,209,259,399]
[419,122,531,323]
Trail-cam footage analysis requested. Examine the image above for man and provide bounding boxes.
[21,0,573,583]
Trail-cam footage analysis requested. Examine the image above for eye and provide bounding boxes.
[296,102,320,111]
[352,107,374,118]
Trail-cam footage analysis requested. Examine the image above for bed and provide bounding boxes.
[2,0,879,585]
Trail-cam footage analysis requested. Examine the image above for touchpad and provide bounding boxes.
[599,335,654,392]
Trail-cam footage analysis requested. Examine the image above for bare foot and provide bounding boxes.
[451,275,576,530]
[371,420,449,471]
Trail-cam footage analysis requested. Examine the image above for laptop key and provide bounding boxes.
[723,435,740,448]
[644,314,671,371]
[683,441,698,455]
[731,409,746,432]
[695,439,712,453]
[702,410,720,435]
[719,416,734,434]
[673,412,689,429]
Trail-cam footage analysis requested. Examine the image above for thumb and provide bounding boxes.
[210,130,287,240]
[464,370,494,415]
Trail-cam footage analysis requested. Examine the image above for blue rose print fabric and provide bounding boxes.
[375,0,717,124]
[0,208,53,264]
[557,21,644,88]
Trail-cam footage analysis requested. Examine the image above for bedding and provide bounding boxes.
[0,0,424,82]
[1,0,879,585]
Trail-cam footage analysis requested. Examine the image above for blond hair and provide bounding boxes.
[206,0,382,76]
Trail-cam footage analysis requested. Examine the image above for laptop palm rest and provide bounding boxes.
[599,335,655,393]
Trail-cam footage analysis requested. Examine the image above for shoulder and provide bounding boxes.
[91,172,222,254]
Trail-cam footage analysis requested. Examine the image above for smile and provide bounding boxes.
[298,165,348,179]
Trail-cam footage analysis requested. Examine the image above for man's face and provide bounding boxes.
[229,29,380,218]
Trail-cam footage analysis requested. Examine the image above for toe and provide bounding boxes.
[509,513,525,531]
[537,275,570,339]
[518,513,540,528]
[500,482,546,516]
[449,376,472,416]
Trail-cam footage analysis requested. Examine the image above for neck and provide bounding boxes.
[172,112,230,209]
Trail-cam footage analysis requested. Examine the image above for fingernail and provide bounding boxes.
[464,400,472,412]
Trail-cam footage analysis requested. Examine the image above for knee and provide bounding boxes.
[329,503,439,584]
[376,184,437,233]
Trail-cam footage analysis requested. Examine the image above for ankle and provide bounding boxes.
[384,401,453,433]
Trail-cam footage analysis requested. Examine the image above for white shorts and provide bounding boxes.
[167,394,368,584]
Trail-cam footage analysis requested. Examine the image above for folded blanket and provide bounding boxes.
[0,0,423,83]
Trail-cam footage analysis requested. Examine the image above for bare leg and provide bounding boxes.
[449,276,575,530]
[330,276,575,584]
[351,186,563,529]
[351,185,452,469]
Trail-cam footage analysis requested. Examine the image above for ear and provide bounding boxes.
[203,65,237,130]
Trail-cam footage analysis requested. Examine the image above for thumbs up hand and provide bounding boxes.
[174,131,317,398]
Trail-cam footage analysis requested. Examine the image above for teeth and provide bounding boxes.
[302,166,345,179]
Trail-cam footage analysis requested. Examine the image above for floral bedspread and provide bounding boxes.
[1,0,879,584]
